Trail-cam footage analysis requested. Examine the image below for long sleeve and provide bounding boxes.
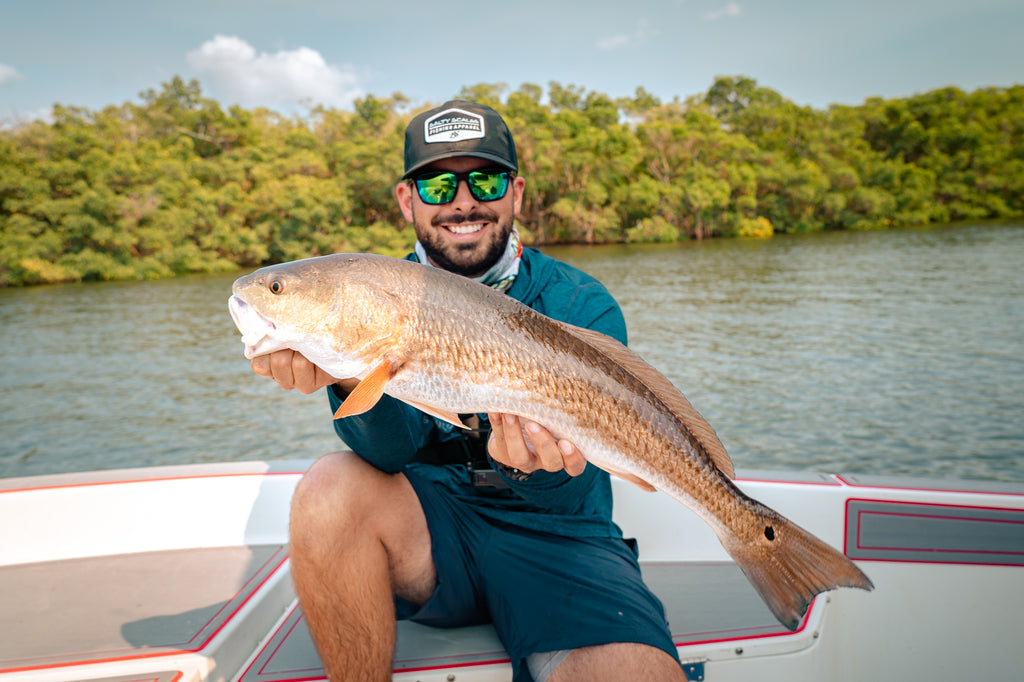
[328,386,438,474]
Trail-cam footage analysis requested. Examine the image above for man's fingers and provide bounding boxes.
[502,414,534,470]
[292,355,322,394]
[487,414,588,478]
[269,350,296,389]
[524,421,565,472]
[488,413,539,471]
[487,412,508,461]
[530,424,587,477]
[560,442,588,477]
[251,349,337,395]
[250,355,271,378]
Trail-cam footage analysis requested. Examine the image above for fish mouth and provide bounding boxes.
[228,295,277,359]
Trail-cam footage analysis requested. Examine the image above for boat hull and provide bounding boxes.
[1,461,1021,681]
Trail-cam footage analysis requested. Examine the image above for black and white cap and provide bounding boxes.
[402,100,518,179]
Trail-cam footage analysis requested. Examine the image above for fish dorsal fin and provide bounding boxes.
[333,354,404,420]
[557,322,736,479]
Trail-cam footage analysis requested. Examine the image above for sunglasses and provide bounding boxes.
[411,168,514,205]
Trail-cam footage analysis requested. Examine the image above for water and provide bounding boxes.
[2,222,1022,482]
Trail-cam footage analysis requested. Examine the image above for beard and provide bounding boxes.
[414,207,515,278]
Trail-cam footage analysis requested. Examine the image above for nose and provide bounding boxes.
[449,177,478,209]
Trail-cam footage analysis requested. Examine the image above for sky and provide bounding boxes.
[1,0,1022,125]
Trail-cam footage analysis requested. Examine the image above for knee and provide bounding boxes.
[289,452,381,545]
[292,452,362,504]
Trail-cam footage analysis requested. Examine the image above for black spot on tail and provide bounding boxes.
[764,526,776,541]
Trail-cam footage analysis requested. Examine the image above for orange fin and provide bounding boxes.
[597,462,657,492]
[721,505,874,631]
[333,356,402,419]
[402,399,471,430]
[557,322,735,479]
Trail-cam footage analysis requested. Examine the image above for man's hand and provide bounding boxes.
[251,349,349,394]
[487,413,587,477]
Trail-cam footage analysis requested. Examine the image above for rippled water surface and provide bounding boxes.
[2,222,1022,481]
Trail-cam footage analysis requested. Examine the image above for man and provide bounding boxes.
[252,100,685,682]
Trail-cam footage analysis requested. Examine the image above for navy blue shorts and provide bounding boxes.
[397,469,679,681]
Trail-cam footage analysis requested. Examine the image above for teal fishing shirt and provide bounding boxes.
[328,247,628,539]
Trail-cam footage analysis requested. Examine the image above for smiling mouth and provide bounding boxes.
[444,222,486,235]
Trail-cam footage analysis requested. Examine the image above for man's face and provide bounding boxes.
[396,157,525,278]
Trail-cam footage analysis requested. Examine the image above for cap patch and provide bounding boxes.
[424,108,486,144]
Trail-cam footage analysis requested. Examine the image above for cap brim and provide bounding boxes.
[402,151,517,179]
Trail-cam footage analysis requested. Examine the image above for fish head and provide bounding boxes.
[228,254,409,378]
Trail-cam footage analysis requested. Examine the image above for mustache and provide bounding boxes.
[431,209,498,227]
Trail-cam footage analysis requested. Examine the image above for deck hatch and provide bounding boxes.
[846,499,1024,565]
[0,545,287,673]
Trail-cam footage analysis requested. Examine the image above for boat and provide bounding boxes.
[1,458,1022,681]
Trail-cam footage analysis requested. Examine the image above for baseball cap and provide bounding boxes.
[402,100,518,179]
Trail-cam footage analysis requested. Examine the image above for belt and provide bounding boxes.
[412,414,508,488]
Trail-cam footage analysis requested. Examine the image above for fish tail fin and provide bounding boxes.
[722,509,874,631]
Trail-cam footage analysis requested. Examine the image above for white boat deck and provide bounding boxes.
[1,460,1022,681]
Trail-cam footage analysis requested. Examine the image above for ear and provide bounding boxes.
[395,181,414,222]
[511,175,526,215]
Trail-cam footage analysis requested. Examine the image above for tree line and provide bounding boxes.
[1,75,1021,286]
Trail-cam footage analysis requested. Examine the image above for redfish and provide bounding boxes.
[229,253,872,629]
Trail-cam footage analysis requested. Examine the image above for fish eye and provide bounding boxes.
[269,279,285,295]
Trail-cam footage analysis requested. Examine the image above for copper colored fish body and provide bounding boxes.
[229,253,873,629]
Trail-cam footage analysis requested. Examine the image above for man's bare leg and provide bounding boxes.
[289,452,436,682]
[549,642,687,682]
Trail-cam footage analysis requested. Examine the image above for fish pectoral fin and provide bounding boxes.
[333,355,403,419]
[597,463,657,492]
[402,399,471,430]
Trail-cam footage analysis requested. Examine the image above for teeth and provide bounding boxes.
[446,223,484,235]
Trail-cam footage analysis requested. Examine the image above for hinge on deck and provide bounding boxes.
[681,660,706,681]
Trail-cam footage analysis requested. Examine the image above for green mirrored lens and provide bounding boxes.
[413,170,511,205]
[415,174,457,204]
[467,171,510,201]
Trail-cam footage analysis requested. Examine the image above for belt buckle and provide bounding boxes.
[471,467,509,489]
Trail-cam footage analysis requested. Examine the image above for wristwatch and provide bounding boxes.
[489,458,534,482]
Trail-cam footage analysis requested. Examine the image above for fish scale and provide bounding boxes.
[229,252,873,630]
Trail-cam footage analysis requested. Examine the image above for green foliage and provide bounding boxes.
[735,216,774,239]
[2,76,1022,285]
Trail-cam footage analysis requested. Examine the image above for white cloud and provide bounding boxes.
[597,34,631,50]
[704,2,742,20]
[186,35,364,110]
[0,63,24,85]
[597,19,659,51]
